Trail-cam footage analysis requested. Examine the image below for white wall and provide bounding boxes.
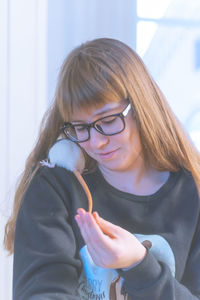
[47,0,137,104]
[0,1,138,298]
[0,0,47,299]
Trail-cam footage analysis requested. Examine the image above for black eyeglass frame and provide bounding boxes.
[61,102,132,143]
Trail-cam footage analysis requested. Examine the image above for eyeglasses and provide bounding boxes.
[61,102,132,143]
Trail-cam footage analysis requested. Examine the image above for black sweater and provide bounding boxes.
[13,166,200,299]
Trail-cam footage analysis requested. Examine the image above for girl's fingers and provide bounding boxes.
[76,209,119,243]
[84,212,107,245]
[75,215,102,265]
[74,214,81,226]
[92,212,119,238]
[76,209,110,249]
[75,210,92,245]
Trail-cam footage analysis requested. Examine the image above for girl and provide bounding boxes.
[4,38,200,299]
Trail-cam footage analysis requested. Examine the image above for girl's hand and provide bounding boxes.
[75,208,147,269]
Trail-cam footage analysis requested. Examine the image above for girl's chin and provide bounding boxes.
[99,159,127,173]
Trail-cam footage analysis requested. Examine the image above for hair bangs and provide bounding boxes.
[58,53,127,121]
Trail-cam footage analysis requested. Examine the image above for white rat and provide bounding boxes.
[47,139,93,213]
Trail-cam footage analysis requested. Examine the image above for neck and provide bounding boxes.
[98,163,169,196]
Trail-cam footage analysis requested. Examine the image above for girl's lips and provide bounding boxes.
[98,149,118,159]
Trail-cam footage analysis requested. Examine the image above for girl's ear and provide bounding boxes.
[48,139,85,173]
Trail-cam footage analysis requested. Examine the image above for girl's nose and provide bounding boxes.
[89,127,109,149]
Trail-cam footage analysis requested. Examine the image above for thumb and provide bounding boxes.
[92,212,120,238]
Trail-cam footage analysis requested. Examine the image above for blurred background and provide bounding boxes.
[0,0,200,298]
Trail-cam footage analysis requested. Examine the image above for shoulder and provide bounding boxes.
[29,165,81,196]
[20,166,82,215]
[178,169,199,195]
[172,169,200,213]
[35,165,77,184]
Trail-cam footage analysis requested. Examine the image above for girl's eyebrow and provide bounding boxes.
[93,105,121,116]
[72,103,124,123]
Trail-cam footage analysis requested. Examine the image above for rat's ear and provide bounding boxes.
[48,139,85,173]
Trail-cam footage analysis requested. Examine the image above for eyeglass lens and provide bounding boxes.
[65,115,124,142]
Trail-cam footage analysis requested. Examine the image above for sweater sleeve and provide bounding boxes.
[13,167,82,300]
[117,227,200,299]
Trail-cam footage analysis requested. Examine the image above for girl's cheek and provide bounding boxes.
[79,143,91,156]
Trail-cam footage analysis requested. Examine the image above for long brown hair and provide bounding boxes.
[4,38,200,254]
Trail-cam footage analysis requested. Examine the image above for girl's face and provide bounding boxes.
[71,100,144,173]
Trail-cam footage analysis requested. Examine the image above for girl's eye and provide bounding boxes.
[101,116,117,124]
[75,125,87,132]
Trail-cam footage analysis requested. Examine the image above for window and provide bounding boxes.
[135,0,200,150]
